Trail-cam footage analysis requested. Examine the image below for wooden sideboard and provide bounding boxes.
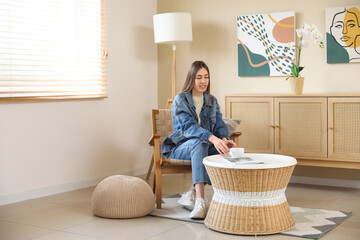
[225,94,360,169]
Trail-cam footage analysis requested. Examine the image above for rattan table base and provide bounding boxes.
[205,200,294,235]
[203,154,296,235]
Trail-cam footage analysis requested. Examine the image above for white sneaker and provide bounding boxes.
[189,198,206,219]
[177,191,196,211]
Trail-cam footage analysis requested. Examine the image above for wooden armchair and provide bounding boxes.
[148,109,241,208]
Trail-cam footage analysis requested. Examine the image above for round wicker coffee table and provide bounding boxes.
[203,153,297,235]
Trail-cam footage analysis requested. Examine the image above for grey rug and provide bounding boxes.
[150,194,352,239]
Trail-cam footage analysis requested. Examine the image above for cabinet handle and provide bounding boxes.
[269,125,275,128]
[328,127,334,130]
[275,125,280,128]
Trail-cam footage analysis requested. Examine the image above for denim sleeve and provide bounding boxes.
[173,99,212,144]
[213,99,229,139]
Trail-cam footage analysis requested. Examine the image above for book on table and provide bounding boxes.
[223,156,264,164]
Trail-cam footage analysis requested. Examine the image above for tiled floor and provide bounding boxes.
[1,173,359,240]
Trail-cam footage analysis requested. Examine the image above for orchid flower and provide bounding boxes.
[300,40,308,48]
[296,28,304,38]
[284,23,324,79]
[303,23,312,35]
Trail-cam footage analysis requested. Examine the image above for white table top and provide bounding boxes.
[203,153,297,169]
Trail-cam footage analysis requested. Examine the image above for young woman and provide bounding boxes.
[161,61,236,219]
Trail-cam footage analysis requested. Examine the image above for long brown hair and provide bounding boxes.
[181,61,211,107]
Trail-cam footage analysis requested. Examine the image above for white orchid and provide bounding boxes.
[314,38,324,47]
[311,29,319,39]
[300,40,308,48]
[317,32,323,40]
[285,23,324,79]
[296,28,304,38]
[311,27,322,40]
[303,23,312,35]
[314,38,321,45]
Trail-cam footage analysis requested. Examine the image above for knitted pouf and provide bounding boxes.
[91,175,154,218]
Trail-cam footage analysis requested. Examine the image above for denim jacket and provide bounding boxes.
[161,92,229,155]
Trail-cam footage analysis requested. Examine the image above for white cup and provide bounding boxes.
[229,148,244,158]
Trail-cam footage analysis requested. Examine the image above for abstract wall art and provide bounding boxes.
[237,11,296,77]
[326,5,360,63]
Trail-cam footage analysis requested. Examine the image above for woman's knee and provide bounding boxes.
[188,138,205,148]
[190,139,208,153]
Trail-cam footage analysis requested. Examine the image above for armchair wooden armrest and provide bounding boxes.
[230,131,242,147]
[148,133,161,146]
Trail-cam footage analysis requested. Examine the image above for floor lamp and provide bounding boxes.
[146,13,193,181]
[153,12,193,109]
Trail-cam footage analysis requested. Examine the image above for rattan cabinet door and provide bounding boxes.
[274,98,327,158]
[226,97,274,153]
[328,98,360,160]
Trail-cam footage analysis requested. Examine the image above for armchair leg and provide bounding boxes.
[146,155,154,180]
[155,168,162,209]
[152,172,156,193]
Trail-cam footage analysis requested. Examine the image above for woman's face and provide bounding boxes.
[331,11,360,48]
[343,11,360,47]
[192,67,209,96]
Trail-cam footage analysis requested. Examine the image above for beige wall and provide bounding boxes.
[157,0,360,180]
[0,0,158,204]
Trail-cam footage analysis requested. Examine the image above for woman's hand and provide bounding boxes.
[222,137,236,149]
[208,135,235,155]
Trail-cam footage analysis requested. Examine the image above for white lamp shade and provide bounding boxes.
[153,12,193,44]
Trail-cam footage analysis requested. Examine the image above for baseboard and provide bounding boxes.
[290,176,360,189]
[3,169,358,206]
[0,167,148,206]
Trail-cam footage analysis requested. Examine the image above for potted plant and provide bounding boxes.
[285,23,324,94]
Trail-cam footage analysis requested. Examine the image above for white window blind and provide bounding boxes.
[0,0,107,101]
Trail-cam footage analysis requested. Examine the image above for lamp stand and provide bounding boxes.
[166,99,173,109]
[166,44,177,109]
[172,44,176,99]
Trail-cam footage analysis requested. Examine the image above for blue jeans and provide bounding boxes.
[164,138,219,185]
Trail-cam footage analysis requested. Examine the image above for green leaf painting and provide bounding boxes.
[237,11,296,76]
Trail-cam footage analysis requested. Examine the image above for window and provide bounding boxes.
[0,0,107,101]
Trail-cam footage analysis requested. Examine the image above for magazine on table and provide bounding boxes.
[222,155,264,164]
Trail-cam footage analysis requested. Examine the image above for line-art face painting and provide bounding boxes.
[326,5,360,63]
[237,11,295,77]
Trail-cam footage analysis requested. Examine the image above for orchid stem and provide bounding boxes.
[297,37,302,77]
